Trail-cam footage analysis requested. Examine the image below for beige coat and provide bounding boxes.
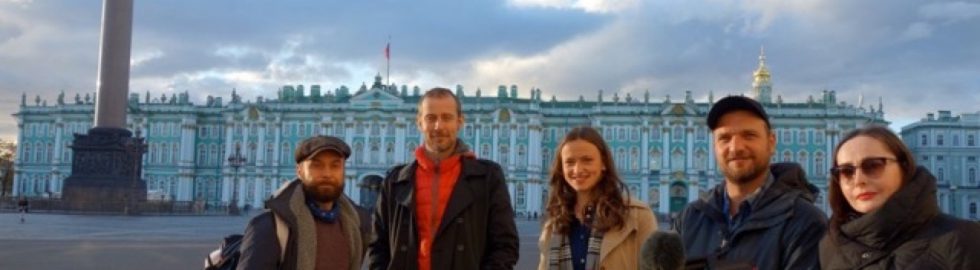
[538,198,658,270]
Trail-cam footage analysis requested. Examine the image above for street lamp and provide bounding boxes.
[227,144,246,216]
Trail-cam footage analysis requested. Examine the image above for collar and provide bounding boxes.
[722,172,774,223]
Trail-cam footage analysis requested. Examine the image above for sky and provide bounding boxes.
[1,0,978,143]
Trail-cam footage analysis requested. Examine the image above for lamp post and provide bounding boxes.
[227,144,246,216]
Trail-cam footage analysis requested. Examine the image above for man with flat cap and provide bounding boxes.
[239,135,371,270]
[673,96,827,270]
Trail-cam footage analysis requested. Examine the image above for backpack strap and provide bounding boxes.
[273,213,290,264]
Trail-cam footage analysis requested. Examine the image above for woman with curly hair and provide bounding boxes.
[538,126,657,270]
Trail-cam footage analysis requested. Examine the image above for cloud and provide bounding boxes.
[0,0,977,144]
[919,1,980,24]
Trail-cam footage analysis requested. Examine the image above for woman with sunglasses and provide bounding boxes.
[819,125,980,269]
[538,126,657,270]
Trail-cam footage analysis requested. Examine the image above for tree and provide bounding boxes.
[0,139,16,198]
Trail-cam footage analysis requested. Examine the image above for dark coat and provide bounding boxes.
[367,158,519,270]
[674,163,828,270]
[238,179,372,270]
[819,166,980,270]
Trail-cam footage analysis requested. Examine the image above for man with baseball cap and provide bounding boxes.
[673,96,827,270]
[238,135,371,270]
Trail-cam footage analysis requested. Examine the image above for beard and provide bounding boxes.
[425,133,456,152]
[303,181,344,203]
[720,156,770,184]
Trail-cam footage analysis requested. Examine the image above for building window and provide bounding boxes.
[696,127,706,142]
[172,143,180,164]
[650,149,661,170]
[923,155,930,161]
[266,143,274,163]
[783,151,792,162]
[673,126,683,141]
[542,147,551,168]
[651,126,661,140]
[921,134,928,146]
[938,135,944,146]
[938,168,944,183]
[969,135,976,147]
[354,142,364,164]
[464,125,473,138]
[798,130,807,145]
[815,152,825,176]
[782,130,792,145]
[630,147,640,171]
[969,202,977,219]
[516,183,526,208]
[953,135,960,146]
[815,130,825,145]
[481,144,491,160]
[520,126,528,138]
[499,145,509,166]
[517,145,526,168]
[969,168,976,185]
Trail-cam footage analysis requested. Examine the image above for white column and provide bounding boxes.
[53,120,63,164]
[529,125,541,173]
[257,122,267,166]
[509,124,517,169]
[641,125,650,203]
[252,177,263,207]
[474,122,481,158]
[661,126,670,170]
[273,121,282,168]
[395,119,406,163]
[492,124,499,162]
[180,118,196,166]
[659,181,669,214]
[93,0,133,129]
[380,122,387,165]
[223,122,234,166]
[686,126,694,172]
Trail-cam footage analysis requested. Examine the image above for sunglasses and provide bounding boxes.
[830,157,899,185]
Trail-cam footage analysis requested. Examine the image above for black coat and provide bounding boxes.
[819,166,980,269]
[238,180,372,270]
[367,158,519,270]
[674,163,828,270]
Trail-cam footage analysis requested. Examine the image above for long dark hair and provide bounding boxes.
[545,126,628,235]
[828,125,917,238]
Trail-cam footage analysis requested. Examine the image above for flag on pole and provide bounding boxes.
[385,42,390,60]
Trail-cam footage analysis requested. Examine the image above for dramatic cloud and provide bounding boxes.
[0,0,977,142]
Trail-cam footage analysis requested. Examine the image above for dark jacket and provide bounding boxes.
[238,179,372,270]
[674,163,828,270]
[819,166,980,270]
[367,157,519,270]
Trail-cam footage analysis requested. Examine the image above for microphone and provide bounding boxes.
[640,231,685,270]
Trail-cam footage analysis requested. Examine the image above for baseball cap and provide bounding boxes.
[707,96,771,130]
[294,135,351,163]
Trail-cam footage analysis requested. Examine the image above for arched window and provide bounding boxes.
[210,144,219,166]
[630,147,640,172]
[198,145,206,164]
[499,145,509,166]
[970,168,976,185]
[517,144,526,168]
[354,142,364,164]
[23,144,31,164]
[247,143,257,165]
[265,143,274,164]
[172,143,180,164]
[815,152,825,176]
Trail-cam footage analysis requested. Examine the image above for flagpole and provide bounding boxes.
[386,36,391,88]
